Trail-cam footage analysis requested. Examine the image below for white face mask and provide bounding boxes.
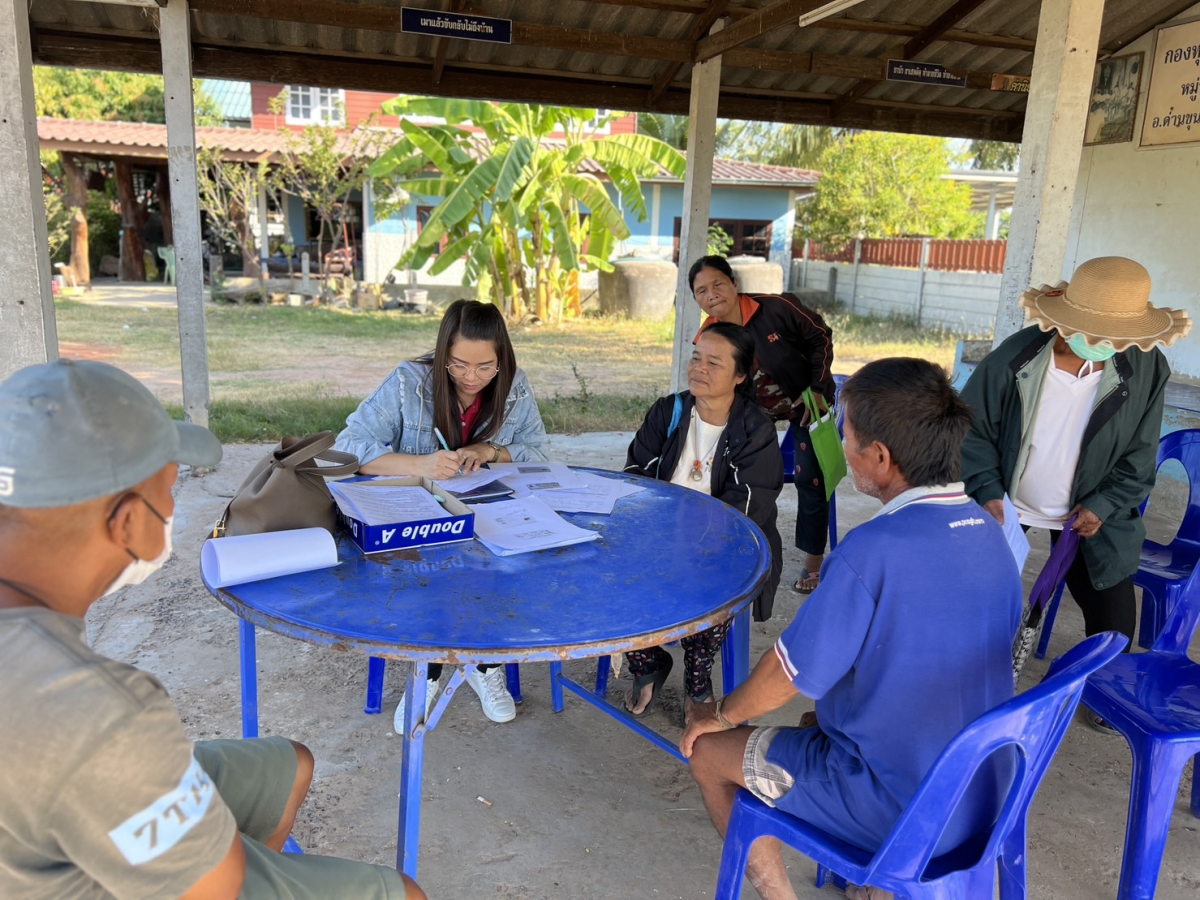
[103,515,174,597]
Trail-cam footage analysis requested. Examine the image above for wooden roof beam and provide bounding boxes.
[431,0,468,86]
[31,31,1023,140]
[646,0,731,105]
[695,0,868,63]
[832,0,992,119]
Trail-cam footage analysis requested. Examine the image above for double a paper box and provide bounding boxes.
[335,477,474,553]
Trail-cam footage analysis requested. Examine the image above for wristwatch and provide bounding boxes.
[487,442,502,463]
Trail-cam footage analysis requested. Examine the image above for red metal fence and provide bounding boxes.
[798,238,1007,274]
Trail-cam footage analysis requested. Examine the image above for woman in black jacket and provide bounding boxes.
[689,255,835,595]
[623,322,784,722]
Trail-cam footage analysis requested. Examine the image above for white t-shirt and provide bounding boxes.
[670,409,727,497]
[1013,359,1104,529]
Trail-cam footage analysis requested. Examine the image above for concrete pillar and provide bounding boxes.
[160,0,212,427]
[915,237,932,325]
[850,239,862,314]
[670,21,723,393]
[985,185,999,241]
[994,0,1104,345]
[0,0,57,379]
[771,188,798,288]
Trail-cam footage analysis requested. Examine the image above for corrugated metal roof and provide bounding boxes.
[26,0,1191,141]
[199,78,252,123]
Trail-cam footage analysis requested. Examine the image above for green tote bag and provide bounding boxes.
[800,388,847,501]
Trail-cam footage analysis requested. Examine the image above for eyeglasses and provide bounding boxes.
[446,363,499,379]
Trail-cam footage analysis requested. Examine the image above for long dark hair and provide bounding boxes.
[416,300,517,449]
[688,255,737,293]
[697,321,756,400]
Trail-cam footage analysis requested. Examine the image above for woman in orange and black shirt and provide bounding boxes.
[688,255,836,609]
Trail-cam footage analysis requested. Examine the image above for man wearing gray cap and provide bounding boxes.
[0,359,424,899]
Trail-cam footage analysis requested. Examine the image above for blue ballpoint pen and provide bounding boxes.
[432,427,463,475]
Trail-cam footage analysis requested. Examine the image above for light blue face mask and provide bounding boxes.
[1067,333,1117,363]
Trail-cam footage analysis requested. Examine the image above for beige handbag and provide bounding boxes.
[213,432,359,538]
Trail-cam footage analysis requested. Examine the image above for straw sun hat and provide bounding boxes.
[1020,256,1191,352]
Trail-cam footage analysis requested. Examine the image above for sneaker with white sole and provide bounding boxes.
[392,677,439,732]
[464,666,517,723]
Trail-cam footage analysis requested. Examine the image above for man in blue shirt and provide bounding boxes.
[682,358,1022,900]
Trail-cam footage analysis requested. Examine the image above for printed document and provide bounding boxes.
[1002,494,1031,574]
[482,461,586,494]
[471,496,599,556]
[533,471,644,515]
[329,482,450,526]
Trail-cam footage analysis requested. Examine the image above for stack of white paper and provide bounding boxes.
[481,462,586,494]
[532,471,644,515]
[1001,495,1031,573]
[329,482,450,526]
[201,528,339,588]
[470,496,600,556]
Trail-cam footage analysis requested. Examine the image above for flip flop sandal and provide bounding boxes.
[624,654,673,718]
[792,569,819,595]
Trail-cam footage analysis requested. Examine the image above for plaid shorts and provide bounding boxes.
[741,726,796,806]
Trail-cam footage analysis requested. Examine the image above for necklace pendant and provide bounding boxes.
[689,460,704,482]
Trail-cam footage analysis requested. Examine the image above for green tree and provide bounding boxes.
[798,132,981,246]
[969,140,1020,171]
[373,98,685,322]
[717,122,837,170]
[271,94,385,301]
[34,66,222,125]
[636,113,690,150]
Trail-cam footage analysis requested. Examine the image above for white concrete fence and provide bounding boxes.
[790,257,1001,336]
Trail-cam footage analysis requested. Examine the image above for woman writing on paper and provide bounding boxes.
[623,322,783,724]
[688,255,836,601]
[336,299,548,726]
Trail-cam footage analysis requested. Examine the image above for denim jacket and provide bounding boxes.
[335,360,548,466]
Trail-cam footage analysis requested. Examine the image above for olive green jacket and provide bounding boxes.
[960,326,1170,590]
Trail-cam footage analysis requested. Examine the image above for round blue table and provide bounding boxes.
[207,469,770,878]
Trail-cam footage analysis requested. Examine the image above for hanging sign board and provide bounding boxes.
[886,59,967,88]
[1140,17,1200,147]
[991,74,1031,93]
[400,7,513,44]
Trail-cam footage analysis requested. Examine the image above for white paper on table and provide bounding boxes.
[533,471,644,515]
[1001,495,1031,574]
[201,528,339,588]
[329,482,450,526]
[434,468,506,493]
[470,495,599,556]
[484,461,586,494]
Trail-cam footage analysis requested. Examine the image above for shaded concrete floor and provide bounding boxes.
[86,433,1200,899]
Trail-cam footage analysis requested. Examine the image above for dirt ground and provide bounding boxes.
[85,434,1200,899]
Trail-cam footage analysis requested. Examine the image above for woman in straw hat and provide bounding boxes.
[960,257,1190,682]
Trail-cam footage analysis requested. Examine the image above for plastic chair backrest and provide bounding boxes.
[1150,564,1200,655]
[860,632,1127,885]
[1145,428,1200,541]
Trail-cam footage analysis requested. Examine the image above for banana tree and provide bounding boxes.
[369,98,685,322]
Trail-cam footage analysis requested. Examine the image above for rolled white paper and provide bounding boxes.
[201,528,339,588]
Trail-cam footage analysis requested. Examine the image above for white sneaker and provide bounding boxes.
[464,666,517,723]
[392,677,439,732]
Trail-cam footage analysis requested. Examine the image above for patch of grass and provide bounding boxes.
[537,393,657,434]
[166,393,363,444]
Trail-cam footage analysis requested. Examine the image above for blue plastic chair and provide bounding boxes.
[1080,572,1200,900]
[1036,428,1200,658]
[714,632,1127,900]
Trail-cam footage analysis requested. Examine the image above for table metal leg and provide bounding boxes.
[550,661,565,712]
[365,656,386,714]
[721,608,751,696]
[238,619,259,739]
[594,654,611,698]
[504,662,523,705]
[397,661,428,878]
